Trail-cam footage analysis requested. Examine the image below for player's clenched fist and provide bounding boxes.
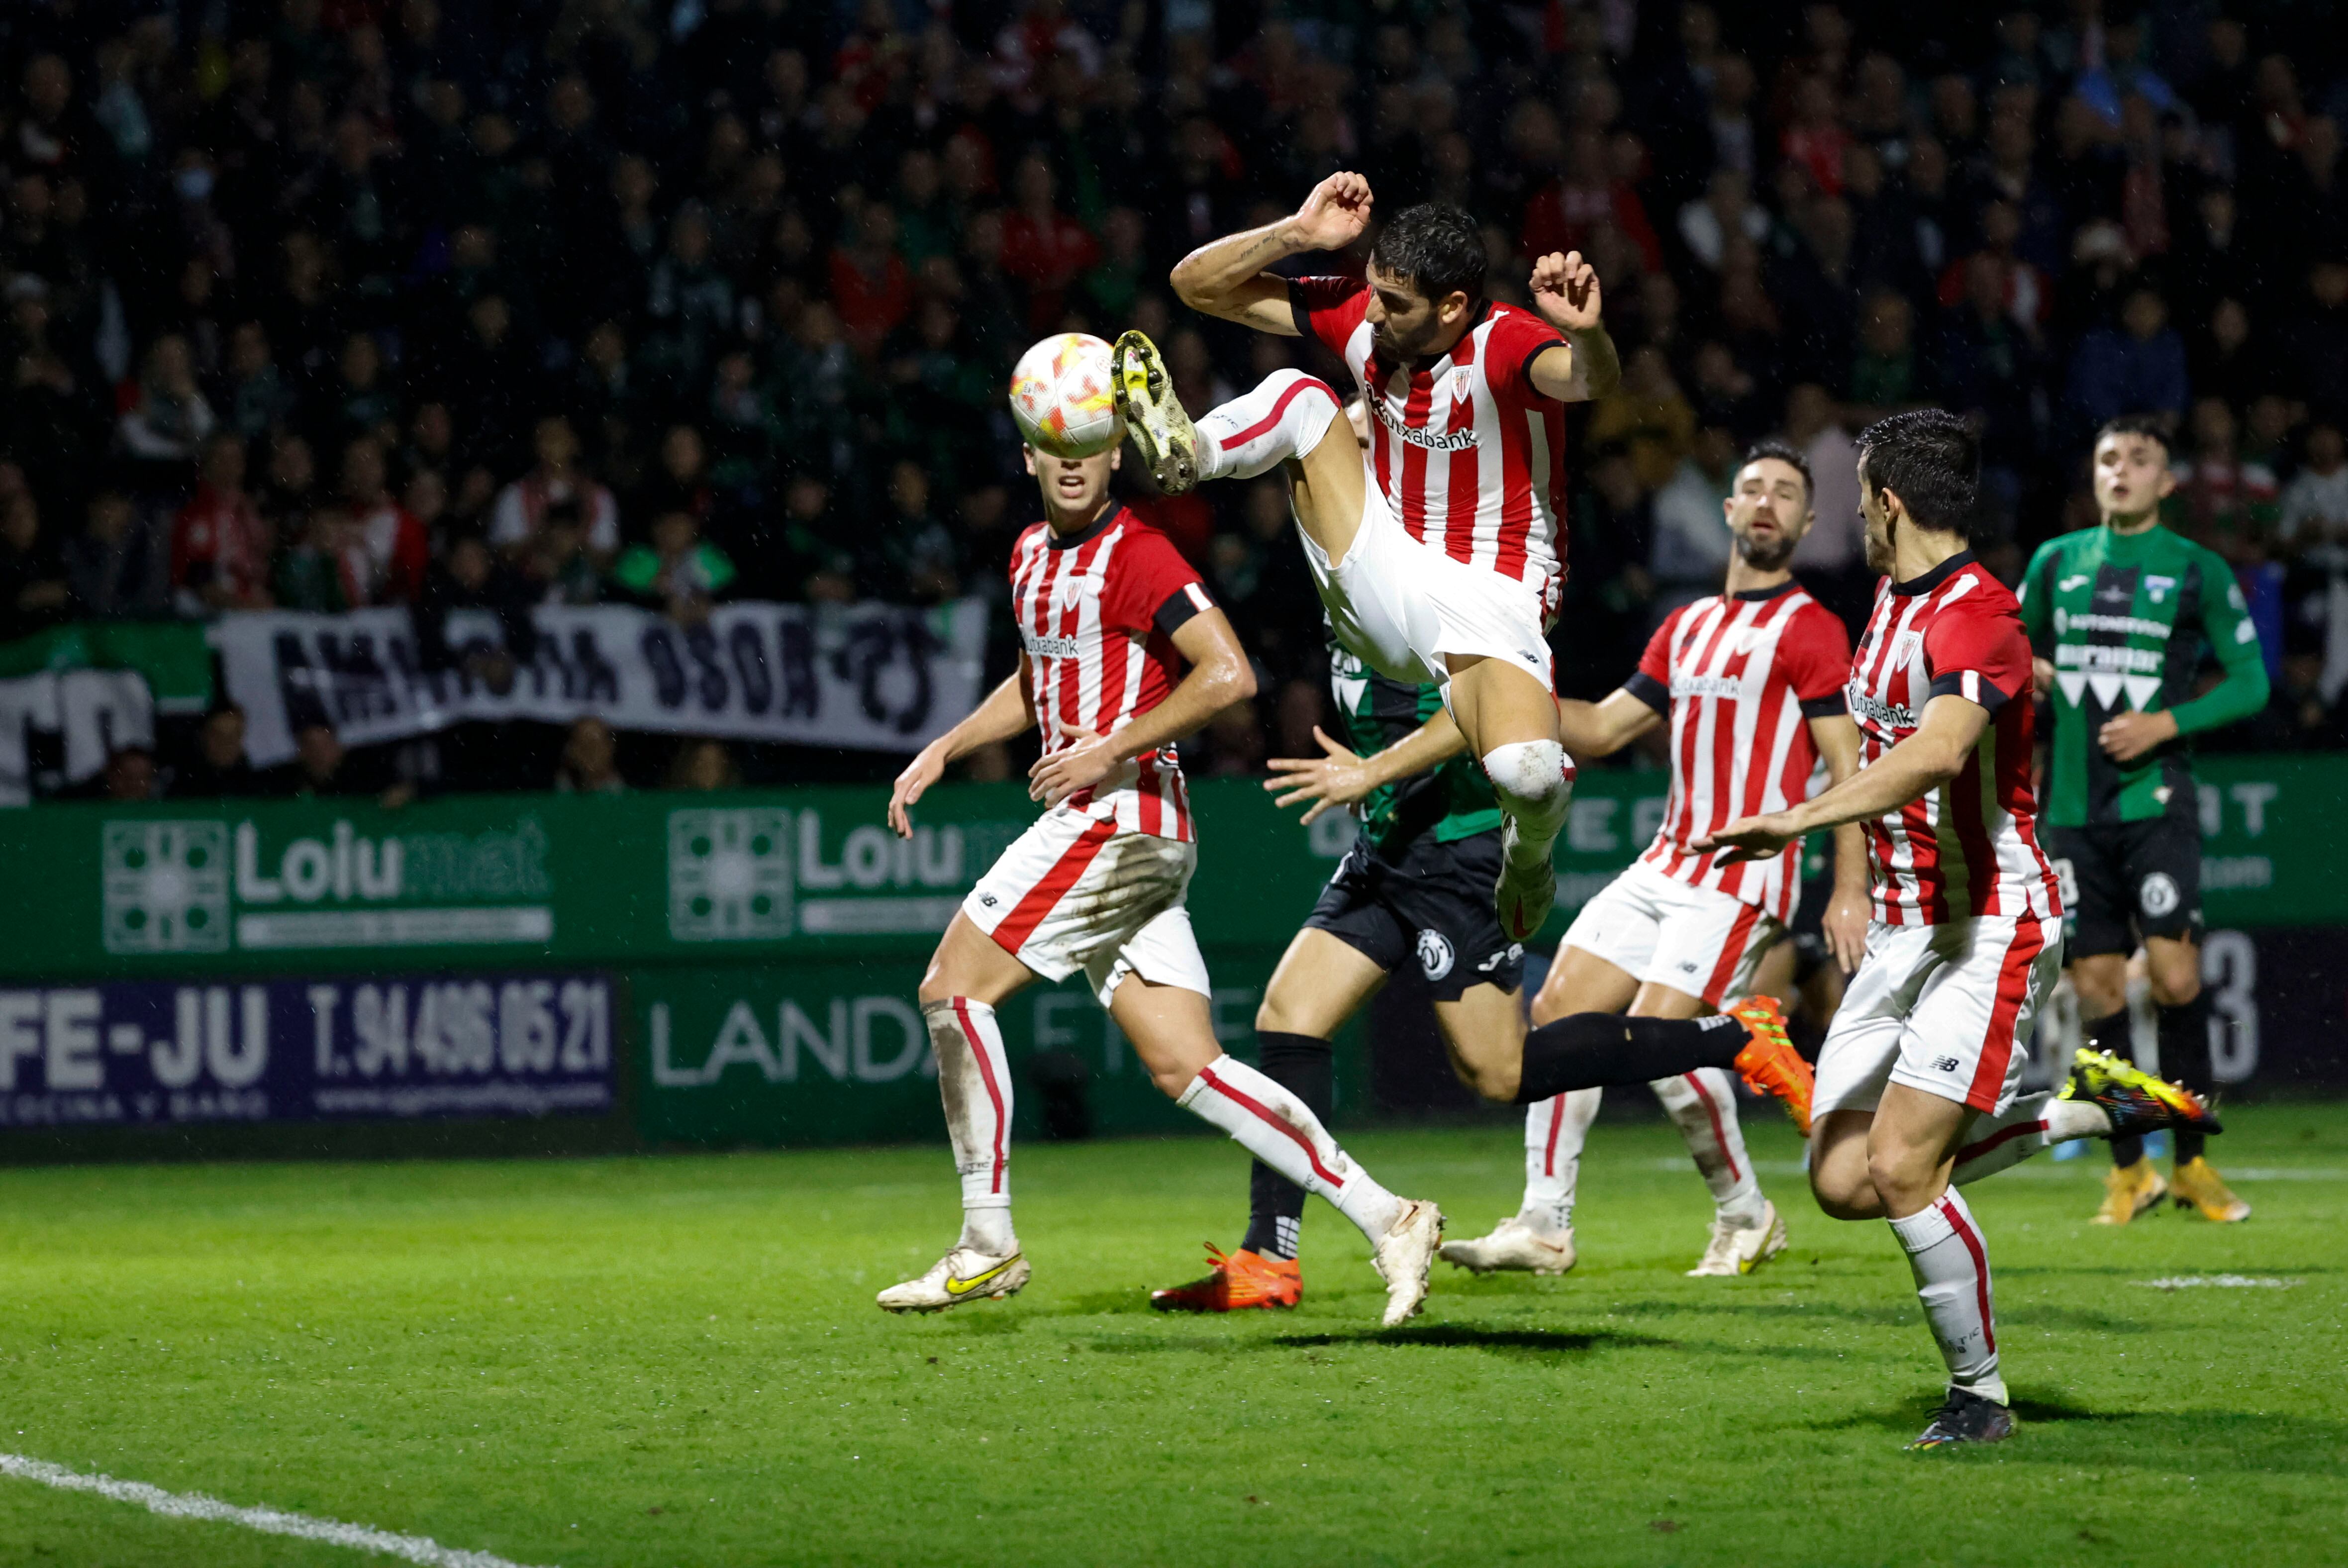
[1529,250,1603,332]
[1288,172,1374,253]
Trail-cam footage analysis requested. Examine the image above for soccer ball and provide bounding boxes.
[1008,333,1122,458]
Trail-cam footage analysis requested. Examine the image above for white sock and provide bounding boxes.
[924,999,1017,1255]
[1195,370,1343,480]
[1521,1089,1601,1237]
[1483,742,1574,868]
[1951,1091,2111,1186]
[1887,1189,2006,1405]
[1178,1054,1404,1240]
[1653,1068,1766,1225]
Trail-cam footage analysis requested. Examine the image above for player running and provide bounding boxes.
[2019,416,2268,1226]
[1148,174,1620,945]
[1441,440,1872,1280]
[880,384,1442,1326]
[1471,414,2220,1444]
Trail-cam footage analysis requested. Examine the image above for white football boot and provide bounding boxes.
[1438,1214,1578,1275]
[1685,1200,1787,1277]
[1371,1199,1445,1327]
[876,1246,1031,1313]
[1494,819,1559,943]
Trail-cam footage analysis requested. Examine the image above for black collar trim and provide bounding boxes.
[1046,503,1124,551]
[1892,550,1975,597]
[1733,580,1800,602]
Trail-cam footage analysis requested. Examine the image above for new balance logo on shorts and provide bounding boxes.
[1932,1056,1961,1073]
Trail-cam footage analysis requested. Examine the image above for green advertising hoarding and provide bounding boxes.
[0,754,2336,1146]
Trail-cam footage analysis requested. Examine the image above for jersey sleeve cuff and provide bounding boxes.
[1623,671,1670,716]
[1928,670,2012,713]
[1519,340,1568,401]
[1799,692,1848,718]
[1154,581,1215,636]
[1287,279,1312,343]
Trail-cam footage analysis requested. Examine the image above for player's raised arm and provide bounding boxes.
[1265,708,1467,825]
[1170,172,1375,335]
[1028,608,1257,808]
[1524,250,1622,402]
[1700,693,1991,864]
[888,663,1038,837]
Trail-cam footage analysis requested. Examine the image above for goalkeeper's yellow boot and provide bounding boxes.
[2092,1159,2168,1225]
[2172,1156,2251,1222]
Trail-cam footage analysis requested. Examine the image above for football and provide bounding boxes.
[1008,332,1122,458]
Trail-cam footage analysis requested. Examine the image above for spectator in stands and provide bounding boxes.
[417,535,536,690]
[2280,425,2348,559]
[613,511,736,627]
[171,704,260,797]
[101,746,158,801]
[0,492,70,640]
[490,416,620,569]
[2169,398,2280,563]
[555,716,626,794]
[338,437,429,604]
[171,433,272,615]
[220,321,296,442]
[65,489,170,619]
[2068,285,2191,436]
[1590,346,1696,491]
[1649,425,1741,621]
[998,152,1097,331]
[667,737,738,791]
[117,333,216,494]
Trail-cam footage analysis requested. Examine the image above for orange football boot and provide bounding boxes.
[1149,1245,1302,1312]
[1725,994,1813,1136]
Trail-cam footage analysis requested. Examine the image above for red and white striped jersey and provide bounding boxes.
[1848,552,2061,925]
[1630,583,1854,920]
[1292,276,1569,589]
[1008,505,1213,840]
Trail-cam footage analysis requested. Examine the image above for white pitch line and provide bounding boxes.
[0,1452,556,1568]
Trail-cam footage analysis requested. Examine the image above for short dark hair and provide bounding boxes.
[1856,409,1980,537]
[2095,413,2171,458]
[1368,202,1486,306]
[1742,437,1814,504]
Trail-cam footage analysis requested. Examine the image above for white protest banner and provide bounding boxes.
[210,598,987,769]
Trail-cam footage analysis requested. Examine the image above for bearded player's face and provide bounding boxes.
[1363,262,1465,360]
[1726,457,1812,570]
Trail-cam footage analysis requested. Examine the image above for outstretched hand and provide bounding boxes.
[1529,250,1603,332]
[1693,812,1798,866]
[1290,172,1374,253]
[1028,720,1121,809]
[888,743,948,838]
[1264,725,1376,826]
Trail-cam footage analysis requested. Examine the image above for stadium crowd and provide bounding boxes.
[3,0,2348,799]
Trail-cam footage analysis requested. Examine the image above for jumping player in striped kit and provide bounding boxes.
[879,376,1442,1325]
[1441,441,1873,1280]
[1145,173,1622,945]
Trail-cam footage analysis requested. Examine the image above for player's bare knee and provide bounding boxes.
[2145,946,2201,1007]
[1811,1170,1881,1221]
[1864,1143,1944,1217]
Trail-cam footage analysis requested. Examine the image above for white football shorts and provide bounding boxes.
[1813,913,2063,1118]
[962,807,1211,1007]
[1562,860,1783,1007]
[1297,467,1556,702]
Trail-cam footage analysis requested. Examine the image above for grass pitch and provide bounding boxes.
[0,1106,2342,1567]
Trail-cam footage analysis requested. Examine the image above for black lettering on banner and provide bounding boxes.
[317,632,398,722]
[530,629,574,700]
[684,622,730,711]
[730,621,773,714]
[642,623,686,708]
[568,628,619,704]
[831,608,943,734]
[779,617,819,718]
[272,630,332,733]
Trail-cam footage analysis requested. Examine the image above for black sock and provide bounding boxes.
[2086,1009,2145,1168]
[1240,1032,1331,1260]
[1513,1012,1743,1104]
[2158,992,2214,1165]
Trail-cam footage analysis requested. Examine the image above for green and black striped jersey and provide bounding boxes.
[2018,523,2269,827]
[1328,644,1502,855]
